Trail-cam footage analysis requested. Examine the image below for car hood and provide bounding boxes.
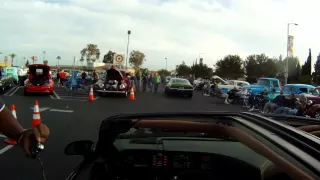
[106,68,123,80]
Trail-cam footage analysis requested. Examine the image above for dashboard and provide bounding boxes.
[94,139,277,180]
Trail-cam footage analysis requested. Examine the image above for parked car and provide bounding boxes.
[245,78,281,95]
[24,64,54,95]
[0,75,16,92]
[164,78,194,98]
[96,66,131,97]
[3,66,18,84]
[283,84,320,104]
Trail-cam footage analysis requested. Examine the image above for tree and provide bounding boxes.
[80,44,101,62]
[215,55,244,79]
[157,69,171,77]
[300,48,312,84]
[25,60,30,67]
[129,50,145,70]
[103,50,116,63]
[176,61,191,76]
[56,56,61,66]
[301,48,312,76]
[314,53,320,84]
[8,53,16,66]
[244,54,277,82]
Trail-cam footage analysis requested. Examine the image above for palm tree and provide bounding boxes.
[8,54,16,66]
[56,56,61,67]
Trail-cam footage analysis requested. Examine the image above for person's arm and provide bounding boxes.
[0,103,24,141]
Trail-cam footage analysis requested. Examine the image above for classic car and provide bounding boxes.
[245,78,281,95]
[0,75,15,92]
[96,66,131,97]
[282,84,320,104]
[164,78,194,98]
[24,64,54,95]
[3,66,18,84]
[211,75,243,91]
[227,80,250,87]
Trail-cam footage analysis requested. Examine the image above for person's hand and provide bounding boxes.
[20,123,50,156]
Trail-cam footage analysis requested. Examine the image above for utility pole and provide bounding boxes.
[125,30,131,69]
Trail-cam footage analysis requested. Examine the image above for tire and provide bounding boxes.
[24,90,29,96]
[188,94,193,98]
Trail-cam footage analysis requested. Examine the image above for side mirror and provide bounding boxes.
[64,140,94,156]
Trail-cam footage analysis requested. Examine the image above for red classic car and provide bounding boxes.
[96,66,131,97]
[24,64,54,95]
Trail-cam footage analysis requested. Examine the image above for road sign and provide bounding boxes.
[113,54,124,66]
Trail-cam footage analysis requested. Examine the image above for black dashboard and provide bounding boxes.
[89,138,287,180]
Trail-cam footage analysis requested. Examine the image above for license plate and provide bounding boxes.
[179,87,184,90]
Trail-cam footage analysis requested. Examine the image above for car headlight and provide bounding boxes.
[119,84,125,89]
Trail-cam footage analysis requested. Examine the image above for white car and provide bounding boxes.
[211,75,248,91]
[227,80,250,87]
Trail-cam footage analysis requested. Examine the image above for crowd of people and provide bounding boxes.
[201,79,315,117]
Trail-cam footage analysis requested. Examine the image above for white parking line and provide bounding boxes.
[53,91,61,99]
[0,145,14,155]
[8,86,21,96]
[49,109,74,113]
[4,86,17,96]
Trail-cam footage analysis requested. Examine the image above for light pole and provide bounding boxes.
[43,51,46,63]
[285,23,298,85]
[165,58,167,70]
[125,30,131,69]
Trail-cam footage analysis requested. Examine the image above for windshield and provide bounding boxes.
[257,79,269,86]
[171,79,190,84]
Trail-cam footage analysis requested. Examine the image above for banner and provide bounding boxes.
[287,35,294,57]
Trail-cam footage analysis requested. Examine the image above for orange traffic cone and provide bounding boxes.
[32,100,42,128]
[4,105,18,145]
[88,85,94,102]
[128,87,136,100]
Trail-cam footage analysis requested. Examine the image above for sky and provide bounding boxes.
[0,0,319,70]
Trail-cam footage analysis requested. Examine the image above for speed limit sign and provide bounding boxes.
[113,54,124,65]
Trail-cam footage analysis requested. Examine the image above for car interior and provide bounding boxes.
[75,117,316,180]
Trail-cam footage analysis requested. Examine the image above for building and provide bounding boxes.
[0,62,12,67]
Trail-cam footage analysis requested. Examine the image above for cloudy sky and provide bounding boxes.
[0,0,319,70]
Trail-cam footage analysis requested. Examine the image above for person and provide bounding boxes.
[0,102,49,156]
[142,73,148,92]
[248,88,269,111]
[56,70,60,87]
[92,70,99,84]
[263,89,285,113]
[153,73,161,94]
[135,70,141,92]
[59,70,66,87]
[212,84,230,104]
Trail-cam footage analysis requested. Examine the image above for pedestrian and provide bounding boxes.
[56,69,60,87]
[153,72,161,94]
[142,73,147,92]
[92,70,99,84]
[135,70,141,92]
[148,74,153,92]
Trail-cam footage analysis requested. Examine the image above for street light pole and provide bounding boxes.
[285,23,298,85]
[125,30,131,70]
[43,51,46,63]
[165,58,167,70]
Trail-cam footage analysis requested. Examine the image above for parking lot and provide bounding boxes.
[0,85,245,180]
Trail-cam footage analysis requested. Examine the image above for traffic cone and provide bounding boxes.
[88,85,94,102]
[32,100,42,128]
[128,87,136,100]
[4,105,18,145]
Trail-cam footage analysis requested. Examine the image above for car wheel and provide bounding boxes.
[188,94,193,98]
[24,90,29,96]
[124,90,128,98]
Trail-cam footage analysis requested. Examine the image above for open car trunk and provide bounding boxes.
[29,65,50,86]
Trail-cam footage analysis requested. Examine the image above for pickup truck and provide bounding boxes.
[245,78,281,95]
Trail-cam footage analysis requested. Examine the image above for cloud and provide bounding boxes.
[0,0,319,70]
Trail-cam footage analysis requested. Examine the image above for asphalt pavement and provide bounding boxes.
[0,85,245,180]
